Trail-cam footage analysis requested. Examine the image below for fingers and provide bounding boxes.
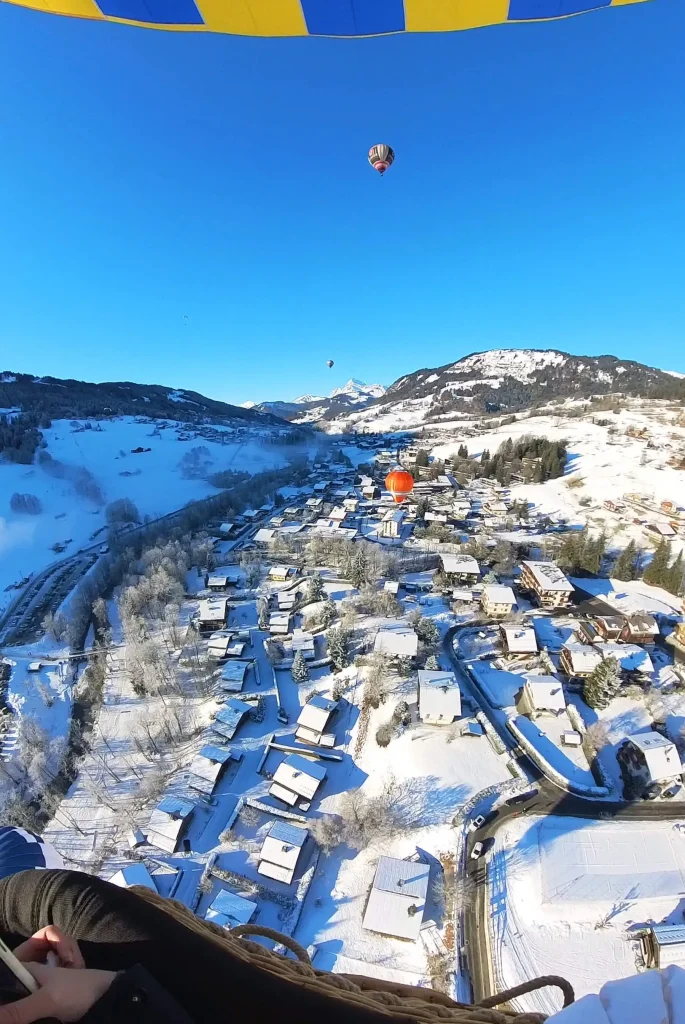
[0,987,55,1024]
[12,927,85,969]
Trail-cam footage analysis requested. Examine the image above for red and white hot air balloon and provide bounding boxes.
[385,469,414,504]
[368,144,395,176]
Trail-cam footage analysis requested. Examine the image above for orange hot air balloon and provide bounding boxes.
[385,469,414,504]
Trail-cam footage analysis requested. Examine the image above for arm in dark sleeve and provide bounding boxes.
[80,964,196,1024]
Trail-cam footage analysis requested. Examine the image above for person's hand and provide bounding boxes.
[13,926,85,969]
[0,963,116,1024]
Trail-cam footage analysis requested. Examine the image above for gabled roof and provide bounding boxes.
[482,584,516,605]
[523,675,566,713]
[363,857,429,942]
[629,732,682,781]
[522,561,574,593]
[440,554,480,575]
[500,625,538,654]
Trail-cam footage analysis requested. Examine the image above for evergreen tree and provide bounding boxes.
[457,444,468,458]
[415,497,430,520]
[326,626,351,670]
[319,600,337,628]
[644,540,672,587]
[583,656,621,710]
[291,650,309,683]
[558,529,586,574]
[582,533,607,576]
[665,551,685,597]
[306,573,324,604]
[257,599,269,631]
[424,654,439,670]
[349,547,369,589]
[612,540,640,582]
[415,449,429,467]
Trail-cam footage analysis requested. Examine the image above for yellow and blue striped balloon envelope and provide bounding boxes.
[0,0,652,36]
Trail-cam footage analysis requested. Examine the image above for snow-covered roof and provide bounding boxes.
[269,612,291,630]
[213,698,252,739]
[206,889,257,929]
[254,528,276,543]
[629,733,682,782]
[384,580,399,594]
[291,628,315,653]
[199,744,233,765]
[623,613,660,637]
[297,696,337,734]
[500,625,538,654]
[220,660,250,690]
[597,643,654,674]
[482,584,516,606]
[272,754,326,800]
[562,642,604,673]
[108,863,157,892]
[452,588,475,602]
[277,591,297,609]
[198,597,228,622]
[440,554,480,575]
[363,857,429,941]
[523,675,566,713]
[147,797,194,853]
[268,565,295,579]
[374,624,419,658]
[186,753,223,794]
[259,821,308,884]
[522,561,574,593]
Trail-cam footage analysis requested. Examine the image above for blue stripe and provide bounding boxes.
[96,0,203,23]
[507,0,609,19]
[300,0,405,36]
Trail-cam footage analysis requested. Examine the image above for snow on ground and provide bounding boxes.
[569,693,654,796]
[296,658,511,981]
[491,814,685,1016]
[0,417,288,611]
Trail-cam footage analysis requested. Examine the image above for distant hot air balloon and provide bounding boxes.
[385,469,414,504]
[368,145,394,176]
[0,827,64,881]
[327,360,334,369]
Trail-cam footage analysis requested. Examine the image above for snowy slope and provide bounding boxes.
[0,417,288,609]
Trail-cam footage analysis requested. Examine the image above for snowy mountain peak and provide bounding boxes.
[445,349,567,384]
[239,400,257,409]
[294,393,326,405]
[329,379,386,403]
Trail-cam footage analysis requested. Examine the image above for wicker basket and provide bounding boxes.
[130,886,573,1024]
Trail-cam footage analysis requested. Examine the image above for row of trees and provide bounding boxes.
[0,412,46,464]
[643,539,685,596]
[480,436,568,485]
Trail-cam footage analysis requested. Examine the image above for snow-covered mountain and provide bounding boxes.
[328,349,685,433]
[253,379,386,423]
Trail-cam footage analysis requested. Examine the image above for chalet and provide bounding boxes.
[617,733,682,795]
[452,588,476,607]
[559,642,604,679]
[417,670,461,725]
[603,500,626,513]
[667,621,685,666]
[520,561,574,609]
[305,497,324,511]
[290,628,316,660]
[343,498,359,513]
[481,585,516,618]
[517,676,567,719]
[254,528,276,546]
[620,614,659,645]
[362,857,429,942]
[500,625,538,657]
[436,474,458,490]
[146,796,194,854]
[642,925,685,970]
[207,635,246,660]
[379,508,405,539]
[207,575,229,592]
[424,511,448,524]
[268,612,291,636]
[661,500,680,516]
[440,554,480,584]
[212,698,252,741]
[268,565,299,583]
[258,821,308,885]
[269,516,285,527]
[374,625,419,660]
[328,506,348,523]
[384,580,400,595]
[205,889,257,930]
[296,695,338,746]
[219,660,250,693]
[108,864,157,892]
[269,753,326,808]
[186,746,235,797]
[277,590,297,611]
[652,522,677,538]
[596,643,654,676]
[482,500,508,518]
[578,615,624,644]
[197,598,228,633]
[313,481,330,494]
[218,522,234,536]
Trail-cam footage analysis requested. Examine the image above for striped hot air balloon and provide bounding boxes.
[368,145,395,176]
[385,469,414,504]
[0,827,64,881]
[0,0,652,40]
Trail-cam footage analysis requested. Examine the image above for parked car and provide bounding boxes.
[468,815,486,833]
[470,841,485,860]
[662,781,681,800]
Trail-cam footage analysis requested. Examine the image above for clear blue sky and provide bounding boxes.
[0,0,683,406]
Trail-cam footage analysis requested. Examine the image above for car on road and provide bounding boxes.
[99,545,109,554]
[470,841,485,860]
[468,815,486,833]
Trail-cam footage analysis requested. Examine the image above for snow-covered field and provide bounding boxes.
[491,814,685,1016]
[0,417,289,611]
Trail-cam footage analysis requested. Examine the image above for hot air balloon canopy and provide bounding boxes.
[385,469,414,504]
[0,827,64,881]
[368,145,395,176]
[0,0,651,37]
[327,360,334,369]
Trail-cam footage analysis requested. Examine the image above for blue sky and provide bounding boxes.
[0,0,683,406]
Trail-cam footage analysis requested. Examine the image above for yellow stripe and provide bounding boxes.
[3,0,102,18]
[404,0,508,32]
[611,0,650,6]
[195,0,306,35]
